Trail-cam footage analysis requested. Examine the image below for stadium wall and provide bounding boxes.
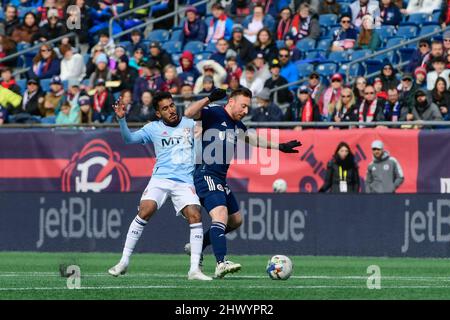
[0,128,450,193]
[1,193,450,257]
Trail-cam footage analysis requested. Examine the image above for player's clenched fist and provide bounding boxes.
[279,140,302,153]
[207,88,227,103]
[113,97,126,119]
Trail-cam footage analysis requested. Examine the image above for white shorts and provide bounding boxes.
[140,177,200,215]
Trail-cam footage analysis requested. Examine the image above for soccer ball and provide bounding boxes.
[266,255,293,280]
[272,179,287,193]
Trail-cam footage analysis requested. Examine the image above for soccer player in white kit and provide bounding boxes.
[108,92,212,281]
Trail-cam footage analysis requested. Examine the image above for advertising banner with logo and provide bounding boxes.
[0,128,426,193]
[1,193,449,257]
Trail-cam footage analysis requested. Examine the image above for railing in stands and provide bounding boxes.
[108,0,163,40]
[111,0,209,41]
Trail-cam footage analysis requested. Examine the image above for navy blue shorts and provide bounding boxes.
[194,174,240,215]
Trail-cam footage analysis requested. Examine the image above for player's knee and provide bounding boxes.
[229,213,242,229]
[210,206,228,224]
[138,201,157,221]
[183,205,202,224]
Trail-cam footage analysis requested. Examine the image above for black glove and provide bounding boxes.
[279,140,302,153]
[207,88,227,103]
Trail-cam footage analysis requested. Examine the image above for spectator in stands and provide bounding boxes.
[11,12,40,44]
[239,63,264,96]
[406,39,431,73]
[88,0,121,41]
[353,76,367,104]
[148,41,173,72]
[365,140,404,193]
[283,33,302,61]
[264,59,293,106]
[261,0,291,19]
[193,60,227,94]
[357,84,385,123]
[399,72,419,108]
[88,53,111,88]
[227,74,242,92]
[28,44,61,80]
[205,2,234,44]
[123,0,149,21]
[78,95,101,124]
[94,32,116,58]
[36,8,67,42]
[111,55,139,93]
[2,5,20,37]
[177,51,200,87]
[276,7,293,41]
[128,46,147,72]
[161,65,181,95]
[383,88,405,122]
[243,4,274,43]
[414,66,428,89]
[250,88,284,122]
[228,24,254,66]
[13,78,43,118]
[425,41,445,72]
[37,0,66,24]
[92,78,114,121]
[112,89,134,122]
[180,6,207,46]
[278,47,299,89]
[0,35,18,69]
[332,87,359,124]
[59,44,86,82]
[56,101,79,124]
[210,38,230,67]
[225,52,243,82]
[39,75,66,119]
[427,57,450,90]
[285,85,321,128]
[431,77,450,120]
[405,89,443,125]
[319,142,360,193]
[128,90,156,123]
[446,48,450,68]
[253,28,278,63]
[176,83,196,113]
[331,14,358,52]
[355,14,381,51]
[294,0,320,14]
[252,52,271,82]
[0,82,23,116]
[133,61,164,102]
[109,46,127,73]
[379,62,399,91]
[66,0,91,44]
[198,75,216,95]
[440,0,450,29]
[1,68,21,96]
[306,72,326,105]
[0,105,7,125]
[320,0,341,15]
[66,79,83,108]
[350,0,381,28]
[373,77,388,100]
[127,30,148,56]
[151,0,175,30]
[379,0,402,26]
[319,73,343,120]
[401,0,442,15]
[291,3,320,41]
[443,32,450,51]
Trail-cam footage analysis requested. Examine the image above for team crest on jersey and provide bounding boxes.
[61,139,131,192]
[217,184,224,192]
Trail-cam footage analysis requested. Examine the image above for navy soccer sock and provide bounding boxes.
[203,225,233,251]
[209,221,227,263]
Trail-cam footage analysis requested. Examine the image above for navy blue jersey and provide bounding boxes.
[194,104,247,181]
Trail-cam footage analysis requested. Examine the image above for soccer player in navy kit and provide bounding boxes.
[185,88,301,278]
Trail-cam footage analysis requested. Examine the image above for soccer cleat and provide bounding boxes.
[188,269,213,281]
[184,242,204,271]
[108,262,128,277]
[214,260,241,278]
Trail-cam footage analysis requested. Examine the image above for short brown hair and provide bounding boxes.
[229,87,252,100]
[59,44,72,56]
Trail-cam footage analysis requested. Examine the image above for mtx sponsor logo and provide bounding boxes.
[37,197,123,248]
[401,199,450,253]
[227,198,306,241]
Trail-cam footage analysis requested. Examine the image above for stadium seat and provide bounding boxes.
[338,63,364,79]
[296,38,316,51]
[146,29,170,42]
[316,38,333,51]
[83,54,90,66]
[378,25,396,39]
[398,48,416,63]
[171,29,182,42]
[81,79,90,87]
[118,41,131,49]
[364,59,384,76]
[315,62,337,77]
[431,10,441,23]
[194,52,212,64]
[385,37,405,50]
[205,41,217,53]
[327,51,350,63]
[16,79,27,94]
[172,53,182,66]
[419,24,442,37]
[351,49,372,61]
[162,41,182,54]
[319,14,338,27]
[184,41,205,54]
[296,62,314,78]
[407,13,431,26]
[326,26,341,38]
[304,49,326,61]
[17,6,37,19]
[40,79,52,92]
[276,40,285,49]
[396,25,419,38]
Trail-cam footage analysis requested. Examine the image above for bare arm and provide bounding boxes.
[184,97,210,120]
[244,130,301,152]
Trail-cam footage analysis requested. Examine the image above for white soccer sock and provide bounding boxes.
[120,215,147,266]
[189,222,204,273]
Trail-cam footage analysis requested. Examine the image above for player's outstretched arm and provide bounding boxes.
[184,88,227,120]
[245,130,301,153]
[114,98,147,144]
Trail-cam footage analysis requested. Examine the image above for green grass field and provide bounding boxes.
[1,252,450,300]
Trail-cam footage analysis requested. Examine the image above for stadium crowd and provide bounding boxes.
[0,0,450,126]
